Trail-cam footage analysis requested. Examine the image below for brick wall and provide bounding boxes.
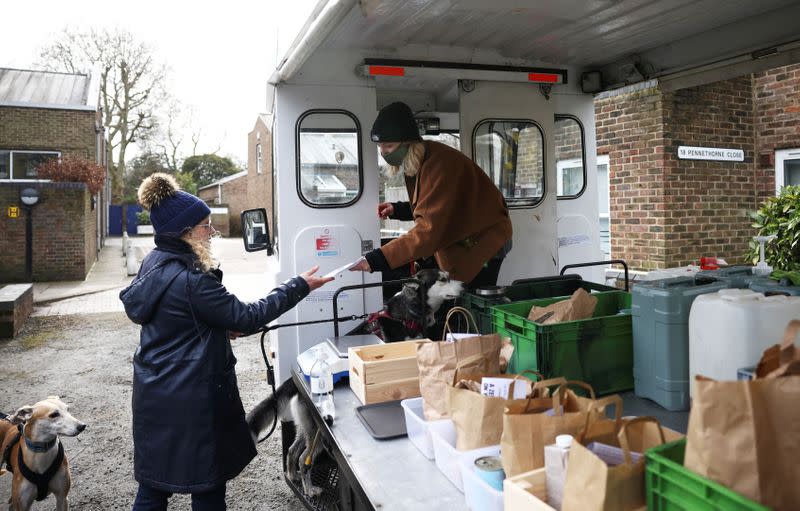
[595,67,800,270]
[661,78,757,267]
[221,175,248,236]
[0,182,93,281]
[596,85,667,270]
[247,117,274,239]
[0,107,98,159]
[754,63,800,200]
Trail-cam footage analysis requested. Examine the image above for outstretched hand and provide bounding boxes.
[300,266,334,292]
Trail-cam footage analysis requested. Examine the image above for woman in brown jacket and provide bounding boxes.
[351,102,513,288]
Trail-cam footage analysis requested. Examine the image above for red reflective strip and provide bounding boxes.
[528,73,559,83]
[369,65,405,77]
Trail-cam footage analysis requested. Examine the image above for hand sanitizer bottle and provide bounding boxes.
[309,348,335,424]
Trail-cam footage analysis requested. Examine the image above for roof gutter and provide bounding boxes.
[268,0,357,85]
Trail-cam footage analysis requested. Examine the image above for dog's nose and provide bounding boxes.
[77,423,87,433]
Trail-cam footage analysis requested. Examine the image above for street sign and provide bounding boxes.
[677,146,744,162]
[8,206,19,218]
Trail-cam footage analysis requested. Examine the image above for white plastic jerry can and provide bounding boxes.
[688,288,800,396]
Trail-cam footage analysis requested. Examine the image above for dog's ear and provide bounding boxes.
[402,281,420,298]
[10,406,34,425]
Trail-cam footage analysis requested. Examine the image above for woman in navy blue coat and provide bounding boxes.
[120,173,332,510]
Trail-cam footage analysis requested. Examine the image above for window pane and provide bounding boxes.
[298,112,361,206]
[784,159,800,186]
[0,151,9,179]
[12,152,57,179]
[474,120,544,206]
[555,116,585,197]
[256,143,263,174]
[597,163,609,214]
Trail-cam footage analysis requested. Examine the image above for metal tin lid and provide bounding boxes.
[475,285,507,297]
[474,456,504,472]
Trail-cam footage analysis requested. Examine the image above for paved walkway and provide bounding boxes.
[32,236,278,317]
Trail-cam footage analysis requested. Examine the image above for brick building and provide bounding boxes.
[197,170,248,237]
[0,67,108,282]
[246,114,274,241]
[595,63,800,271]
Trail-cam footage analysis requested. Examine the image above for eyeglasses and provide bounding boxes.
[197,221,215,231]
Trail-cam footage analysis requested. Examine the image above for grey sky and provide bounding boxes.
[1,0,317,163]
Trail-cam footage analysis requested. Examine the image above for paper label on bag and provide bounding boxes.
[481,377,528,399]
[445,333,478,343]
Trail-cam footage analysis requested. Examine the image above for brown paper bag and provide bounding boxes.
[500,381,602,477]
[416,307,502,420]
[684,324,800,511]
[448,370,548,450]
[756,319,800,378]
[528,288,598,324]
[562,417,673,511]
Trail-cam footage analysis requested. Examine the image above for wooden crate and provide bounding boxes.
[348,340,428,405]
[504,468,646,511]
[504,468,555,511]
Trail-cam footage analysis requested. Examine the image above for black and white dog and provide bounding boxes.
[350,268,464,341]
[247,380,325,498]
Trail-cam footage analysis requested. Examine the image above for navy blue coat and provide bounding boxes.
[120,237,309,493]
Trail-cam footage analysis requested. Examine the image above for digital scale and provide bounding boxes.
[297,333,383,384]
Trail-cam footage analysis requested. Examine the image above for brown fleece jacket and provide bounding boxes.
[379,141,512,283]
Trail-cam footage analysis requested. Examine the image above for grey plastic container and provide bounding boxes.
[748,278,800,296]
[632,276,729,411]
[696,265,759,288]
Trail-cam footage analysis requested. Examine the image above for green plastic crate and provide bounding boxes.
[646,439,768,511]
[490,291,633,395]
[458,275,617,334]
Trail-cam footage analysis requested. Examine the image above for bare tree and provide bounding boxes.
[146,99,221,174]
[39,28,167,201]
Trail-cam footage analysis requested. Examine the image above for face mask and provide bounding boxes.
[381,143,409,166]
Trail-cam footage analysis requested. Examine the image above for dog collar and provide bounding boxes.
[20,425,57,453]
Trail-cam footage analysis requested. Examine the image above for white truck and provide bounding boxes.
[241,1,800,508]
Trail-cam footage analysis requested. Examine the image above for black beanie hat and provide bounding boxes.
[370,102,422,143]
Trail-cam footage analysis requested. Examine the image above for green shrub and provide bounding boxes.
[748,185,800,271]
[136,210,151,225]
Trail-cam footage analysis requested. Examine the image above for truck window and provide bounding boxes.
[296,110,363,208]
[473,119,544,208]
[555,115,586,198]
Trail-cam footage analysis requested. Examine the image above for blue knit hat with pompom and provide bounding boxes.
[137,173,211,235]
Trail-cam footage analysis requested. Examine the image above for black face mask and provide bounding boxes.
[381,143,409,166]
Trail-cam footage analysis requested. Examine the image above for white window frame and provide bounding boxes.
[0,150,61,181]
[256,143,263,174]
[556,158,584,197]
[597,154,611,259]
[775,148,800,194]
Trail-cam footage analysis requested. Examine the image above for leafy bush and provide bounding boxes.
[36,155,106,194]
[136,210,151,225]
[748,185,800,271]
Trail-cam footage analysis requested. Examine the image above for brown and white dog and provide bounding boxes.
[0,396,86,511]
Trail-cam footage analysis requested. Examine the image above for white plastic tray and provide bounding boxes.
[429,419,500,492]
[460,447,503,511]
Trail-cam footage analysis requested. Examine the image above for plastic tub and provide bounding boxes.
[428,419,499,492]
[689,288,800,394]
[491,291,633,395]
[460,447,503,511]
[631,276,728,411]
[696,265,760,288]
[459,275,616,334]
[401,397,446,460]
[646,439,768,510]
